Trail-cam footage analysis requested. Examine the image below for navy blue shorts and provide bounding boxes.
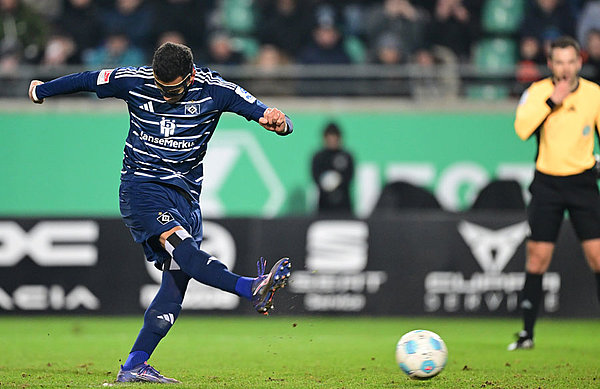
[119,181,203,265]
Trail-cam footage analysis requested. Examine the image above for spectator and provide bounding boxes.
[371,32,405,64]
[584,29,600,84]
[42,33,77,66]
[425,0,478,62]
[410,46,460,99]
[247,44,295,95]
[364,0,428,58]
[311,122,355,215]
[154,0,213,57]
[256,0,312,60]
[206,31,244,66]
[515,37,546,90]
[298,21,351,64]
[100,0,155,58]
[156,31,186,48]
[577,1,600,46]
[521,0,576,55]
[0,0,47,70]
[22,0,61,20]
[54,0,102,64]
[255,44,291,70]
[84,32,145,67]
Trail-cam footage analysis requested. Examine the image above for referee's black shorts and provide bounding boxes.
[528,168,600,242]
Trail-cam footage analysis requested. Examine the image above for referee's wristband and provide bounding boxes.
[545,97,557,110]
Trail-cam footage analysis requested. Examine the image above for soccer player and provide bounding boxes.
[509,36,600,350]
[28,42,293,382]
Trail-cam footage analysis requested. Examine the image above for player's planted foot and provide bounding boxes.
[507,330,534,351]
[251,257,291,315]
[116,362,180,383]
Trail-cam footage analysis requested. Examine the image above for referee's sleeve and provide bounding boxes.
[515,86,552,140]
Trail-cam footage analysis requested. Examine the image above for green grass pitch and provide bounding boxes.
[0,316,599,388]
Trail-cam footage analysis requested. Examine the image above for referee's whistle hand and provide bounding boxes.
[28,80,45,104]
[550,79,571,105]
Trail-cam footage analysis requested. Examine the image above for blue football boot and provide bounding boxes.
[251,257,291,315]
[116,362,180,384]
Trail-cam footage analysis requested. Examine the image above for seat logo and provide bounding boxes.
[0,221,98,266]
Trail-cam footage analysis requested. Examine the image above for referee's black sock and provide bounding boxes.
[595,273,600,304]
[521,272,543,339]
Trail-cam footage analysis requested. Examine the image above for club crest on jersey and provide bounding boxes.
[157,212,175,225]
[185,104,200,115]
[97,69,113,85]
[160,118,176,137]
[235,86,256,104]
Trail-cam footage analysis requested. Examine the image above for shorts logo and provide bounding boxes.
[97,69,113,85]
[157,212,175,225]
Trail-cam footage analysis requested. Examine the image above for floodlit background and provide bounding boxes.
[1,0,599,317]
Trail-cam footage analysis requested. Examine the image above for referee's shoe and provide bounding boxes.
[507,330,534,351]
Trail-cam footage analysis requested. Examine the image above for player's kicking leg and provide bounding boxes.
[161,227,292,314]
[251,257,292,314]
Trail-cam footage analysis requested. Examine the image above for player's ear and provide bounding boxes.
[189,68,196,84]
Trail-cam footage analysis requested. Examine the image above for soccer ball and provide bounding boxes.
[395,329,448,379]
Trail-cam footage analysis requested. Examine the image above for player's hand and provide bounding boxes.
[29,80,45,104]
[549,78,571,105]
[259,107,287,134]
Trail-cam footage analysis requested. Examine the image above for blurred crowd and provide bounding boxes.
[1,0,599,87]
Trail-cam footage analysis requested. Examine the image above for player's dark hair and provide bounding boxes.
[152,42,193,83]
[549,36,581,59]
[323,122,342,137]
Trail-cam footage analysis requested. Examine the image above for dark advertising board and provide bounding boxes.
[0,214,597,317]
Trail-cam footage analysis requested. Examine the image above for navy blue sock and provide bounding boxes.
[123,351,149,370]
[235,277,254,300]
[166,232,240,294]
[129,270,190,358]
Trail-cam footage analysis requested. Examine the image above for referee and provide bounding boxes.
[509,36,600,350]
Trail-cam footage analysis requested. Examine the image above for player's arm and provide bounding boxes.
[514,85,555,140]
[29,71,103,103]
[208,71,293,135]
[29,68,129,103]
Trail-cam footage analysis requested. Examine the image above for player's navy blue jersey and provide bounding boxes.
[35,66,288,200]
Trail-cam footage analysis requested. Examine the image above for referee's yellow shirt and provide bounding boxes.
[515,77,600,176]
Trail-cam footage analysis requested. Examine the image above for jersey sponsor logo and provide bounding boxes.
[184,104,200,115]
[140,131,194,149]
[97,69,114,85]
[160,118,176,137]
[235,86,256,104]
[156,212,175,225]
